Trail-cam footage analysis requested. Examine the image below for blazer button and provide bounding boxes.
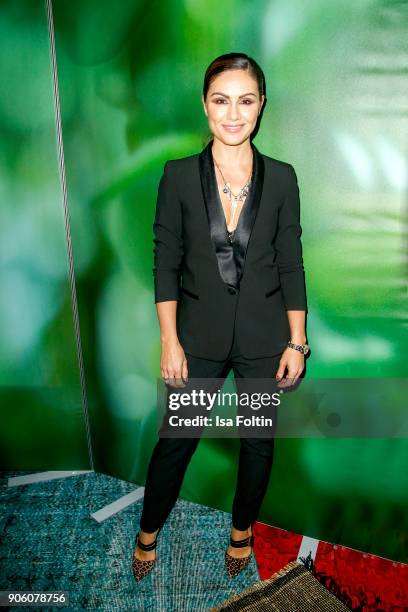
[228,287,237,295]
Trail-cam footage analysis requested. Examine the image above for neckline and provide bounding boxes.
[210,140,256,238]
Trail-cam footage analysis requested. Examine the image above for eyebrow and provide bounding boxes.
[210,92,257,98]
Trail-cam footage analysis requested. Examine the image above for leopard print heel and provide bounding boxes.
[132,528,160,582]
[224,527,255,578]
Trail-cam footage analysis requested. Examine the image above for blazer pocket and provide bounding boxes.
[181,286,200,300]
[265,285,281,298]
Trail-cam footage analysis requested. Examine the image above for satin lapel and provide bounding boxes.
[198,139,265,287]
[198,140,226,254]
[233,141,265,283]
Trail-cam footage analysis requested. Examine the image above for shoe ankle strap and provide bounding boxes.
[137,534,158,551]
[230,534,254,548]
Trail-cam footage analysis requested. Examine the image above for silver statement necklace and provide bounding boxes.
[213,153,253,244]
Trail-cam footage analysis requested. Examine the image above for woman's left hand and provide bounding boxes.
[275,347,304,388]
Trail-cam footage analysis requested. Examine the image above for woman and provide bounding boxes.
[132,52,309,582]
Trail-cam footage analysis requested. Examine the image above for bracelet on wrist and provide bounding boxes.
[287,340,309,355]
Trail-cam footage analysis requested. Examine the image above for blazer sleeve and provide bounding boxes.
[152,160,184,303]
[275,164,308,312]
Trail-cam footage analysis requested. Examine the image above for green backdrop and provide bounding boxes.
[0,1,89,468]
[1,0,407,563]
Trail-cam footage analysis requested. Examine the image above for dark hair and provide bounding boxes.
[203,52,266,100]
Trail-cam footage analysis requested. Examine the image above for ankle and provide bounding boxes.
[231,525,251,538]
[138,528,159,545]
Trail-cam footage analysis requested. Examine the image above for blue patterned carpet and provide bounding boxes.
[0,471,260,611]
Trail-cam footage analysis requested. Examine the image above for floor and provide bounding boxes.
[1,471,407,611]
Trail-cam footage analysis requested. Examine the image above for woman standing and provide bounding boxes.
[132,52,309,582]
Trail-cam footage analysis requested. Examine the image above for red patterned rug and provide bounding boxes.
[252,522,408,611]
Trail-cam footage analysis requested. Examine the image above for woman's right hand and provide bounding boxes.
[160,339,189,387]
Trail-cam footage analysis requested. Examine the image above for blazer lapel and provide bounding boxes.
[198,138,265,288]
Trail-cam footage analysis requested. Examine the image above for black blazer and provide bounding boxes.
[152,138,308,360]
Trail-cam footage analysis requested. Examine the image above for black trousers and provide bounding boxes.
[139,331,283,533]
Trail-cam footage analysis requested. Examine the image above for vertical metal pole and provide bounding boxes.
[45,0,94,471]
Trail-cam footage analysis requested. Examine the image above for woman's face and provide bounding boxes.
[202,69,264,146]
